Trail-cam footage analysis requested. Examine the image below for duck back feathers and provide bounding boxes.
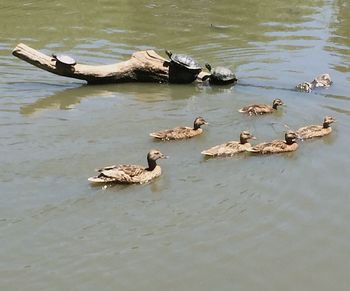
[247,131,298,154]
[150,117,208,140]
[296,116,335,139]
[88,150,167,184]
[238,99,284,115]
[201,131,255,157]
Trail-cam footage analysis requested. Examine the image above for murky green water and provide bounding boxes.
[1,1,350,290]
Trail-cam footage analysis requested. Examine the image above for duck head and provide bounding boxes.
[193,117,208,130]
[323,116,336,128]
[272,99,284,109]
[147,149,168,161]
[285,131,298,145]
[147,149,168,171]
[240,131,256,144]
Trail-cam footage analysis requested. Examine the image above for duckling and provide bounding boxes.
[296,82,313,93]
[296,73,332,92]
[296,116,335,139]
[88,150,167,184]
[150,117,208,140]
[311,73,332,88]
[201,131,256,157]
[238,99,284,115]
[247,131,298,154]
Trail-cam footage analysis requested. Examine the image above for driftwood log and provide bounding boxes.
[12,43,209,84]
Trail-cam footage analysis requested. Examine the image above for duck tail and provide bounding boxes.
[246,147,259,153]
[149,132,165,139]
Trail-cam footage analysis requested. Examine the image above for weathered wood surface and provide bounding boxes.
[12,43,173,84]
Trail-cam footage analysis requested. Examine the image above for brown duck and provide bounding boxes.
[296,116,335,139]
[88,150,168,184]
[201,131,256,157]
[238,99,284,115]
[150,117,208,140]
[247,131,298,154]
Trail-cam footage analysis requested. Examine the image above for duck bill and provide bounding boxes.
[161,154,169,159]
[250,136,256,140]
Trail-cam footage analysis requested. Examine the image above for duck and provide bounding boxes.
[238,99,284,115]
[247,131,298,154]
[296,73,332,92]
[311,73,332,88]
[88,150,168,184]
[149,116,208,140]
[201,131,256,157]
[296,116,335,139]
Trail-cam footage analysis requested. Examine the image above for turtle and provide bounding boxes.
[202,63,237,85]
[165,50,202,83]
[52,54,76,69]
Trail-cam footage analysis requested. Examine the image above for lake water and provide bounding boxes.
[1,1,350,290]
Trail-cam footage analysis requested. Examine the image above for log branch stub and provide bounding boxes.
[12,43,170,84]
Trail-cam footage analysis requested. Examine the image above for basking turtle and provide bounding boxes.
[203,63,237,85]
[52,54,76,70]
[165,50,202,83]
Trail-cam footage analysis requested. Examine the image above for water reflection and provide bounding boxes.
[19,82,206,115]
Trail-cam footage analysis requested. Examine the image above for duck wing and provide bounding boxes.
[296,125,323,138]
[248,140,287,153]
[201,141,244,156]
[239,104,272,114]
[150,126,194,140]
[89,164,146,183]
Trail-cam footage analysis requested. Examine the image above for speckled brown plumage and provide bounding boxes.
[88,150,167,184]
[201,131,256,157]
[296,116,335,139]
[150,117,208,140]
[238,99,284,115]
[247,131,298,154]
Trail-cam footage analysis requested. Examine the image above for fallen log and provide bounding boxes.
[12,43,176,84]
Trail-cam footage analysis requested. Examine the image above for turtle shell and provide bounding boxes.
[166,51,201,70]
[53,54,76,66]
[207,65,237,85]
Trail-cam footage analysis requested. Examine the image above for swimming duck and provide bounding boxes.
[296,73,332,92]
[201,131,256,157]
[296,116,335,139]
[150,117,208,140]
[247,131,298,154]
[238,99,284,115]
[296,82,313,93]
[311,73,332,88]
[88,150,168,184]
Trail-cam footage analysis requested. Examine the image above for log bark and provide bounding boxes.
[12,43,171,84]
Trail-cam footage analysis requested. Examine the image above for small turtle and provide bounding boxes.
[52,54,76,69]
[203,63,237,85]
[165,50,201,71]
[165,50,202,83]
